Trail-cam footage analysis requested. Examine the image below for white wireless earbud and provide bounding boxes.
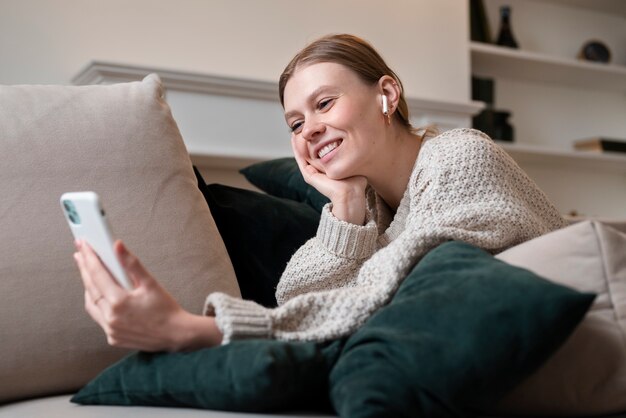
[382,95,389,115]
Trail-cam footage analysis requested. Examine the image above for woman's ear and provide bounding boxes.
[378,75,401,116]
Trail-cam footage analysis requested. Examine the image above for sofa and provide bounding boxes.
[1,74,626,417]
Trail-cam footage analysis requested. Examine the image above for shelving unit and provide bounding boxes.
[470,41,626,173]
[470,0,626,217]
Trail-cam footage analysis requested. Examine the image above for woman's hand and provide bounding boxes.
[73,239,223,352]
[292,138,367,225]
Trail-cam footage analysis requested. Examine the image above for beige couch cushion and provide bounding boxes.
[0,74,240,404]
[0,395,336,417]
[493,220,626,416]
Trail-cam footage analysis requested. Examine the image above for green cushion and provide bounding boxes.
[329,241,595,417]
[239,157,330,212]
[194,167,319,307]
[71,339,343,413]
[71,242,594,416]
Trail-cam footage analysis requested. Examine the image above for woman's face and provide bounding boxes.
[283,62,385,180]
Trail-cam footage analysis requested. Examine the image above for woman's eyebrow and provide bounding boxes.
[284,109,299,121]
[284,85,336,120]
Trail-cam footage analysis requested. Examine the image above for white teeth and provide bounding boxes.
[318,140,341,159]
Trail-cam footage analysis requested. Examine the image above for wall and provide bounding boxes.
[5,0,619,217]
[0,0,469,103]
[0,0,474,198]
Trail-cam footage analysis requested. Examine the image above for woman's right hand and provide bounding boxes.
[73,239,223,352]
[292,138,367,225]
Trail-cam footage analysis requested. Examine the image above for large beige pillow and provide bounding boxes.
[0,74,240,404]
[493,220,626,416]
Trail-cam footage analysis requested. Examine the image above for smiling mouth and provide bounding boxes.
[318,140,342,159]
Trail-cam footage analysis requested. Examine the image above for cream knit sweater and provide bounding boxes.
[204,128,567,344]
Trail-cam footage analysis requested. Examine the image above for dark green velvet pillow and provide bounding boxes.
[194,167,319,307]
[239,157,330,212]
[71,339,343,413]
[329,241,595,418]
[71,241,593,417]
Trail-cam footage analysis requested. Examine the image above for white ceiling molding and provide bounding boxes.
[73,61,484,119]
[73,61,279,101]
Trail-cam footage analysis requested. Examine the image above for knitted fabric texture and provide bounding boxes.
[204,129,568,344]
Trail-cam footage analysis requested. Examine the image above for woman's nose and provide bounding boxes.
[301,119,326,141]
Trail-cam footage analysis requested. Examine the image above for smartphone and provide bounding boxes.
[60,191,132,290]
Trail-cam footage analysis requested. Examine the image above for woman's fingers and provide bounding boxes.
[73,249,105,312]
[82,290,154,350]
[114,240,153,288]
[291,138,311,177]
[290,137,367,218]
[291,137,331,191]
[84,290,105,325]
[77,240,126,302]
[72,239,214,352]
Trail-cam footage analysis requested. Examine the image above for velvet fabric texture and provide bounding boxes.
[72,339,342,413]
[239,157,330,212]
[329,241,595,417]
[194,168,319,307]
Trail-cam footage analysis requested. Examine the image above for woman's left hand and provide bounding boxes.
[73,239,223,352]
[291,138,367,225]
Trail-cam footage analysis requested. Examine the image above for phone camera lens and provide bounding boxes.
[63,200,81,224]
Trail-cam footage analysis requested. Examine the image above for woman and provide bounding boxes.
[73,34,567,351]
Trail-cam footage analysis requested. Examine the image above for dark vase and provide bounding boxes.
[496,6,519,48]
[470,0,492,43]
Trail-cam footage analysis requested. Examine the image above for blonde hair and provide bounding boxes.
[279,34,438,139]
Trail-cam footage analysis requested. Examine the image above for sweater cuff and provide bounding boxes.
[317,203,378,259]
[204,292,272,345]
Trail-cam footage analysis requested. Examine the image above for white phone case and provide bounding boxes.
[60,191,132,290]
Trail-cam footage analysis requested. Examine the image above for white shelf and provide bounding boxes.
[540,0,626,17]
[497,142,626,174]
[470,42,626,92]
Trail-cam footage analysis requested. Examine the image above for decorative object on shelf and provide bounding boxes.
[574,137,626,153]
[472,76,494,105]
[493,111,514,142]
[577,40,611,64]
[473,109,515,142]
[496,5,519,49]
[470,0,491,43]
[471,76,515,142]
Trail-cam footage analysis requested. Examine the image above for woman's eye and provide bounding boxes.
[290,121,303,133]
[318,98,334,110]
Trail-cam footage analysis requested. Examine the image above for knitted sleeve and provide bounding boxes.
[204,224,439,344]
